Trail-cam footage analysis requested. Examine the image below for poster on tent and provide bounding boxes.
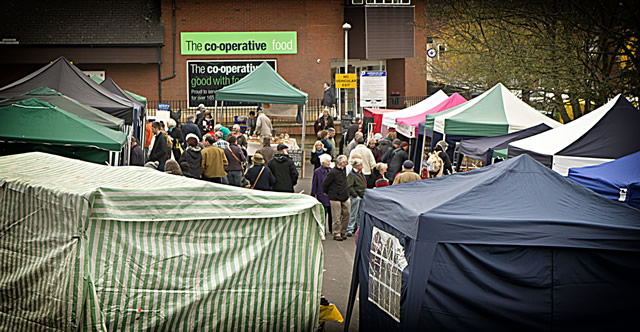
[368,226,408,322]
[186,59,276,108]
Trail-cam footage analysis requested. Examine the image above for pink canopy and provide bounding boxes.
[396,93,467,127]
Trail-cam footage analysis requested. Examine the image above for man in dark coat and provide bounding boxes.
[345,118,360,145]
[268,144,299,192]
[321,82,336,110]
[377,137,393,158]
[322,155,350,241]
[148,121,169,171]
[382,139,401,164]
[181,115,201,141]
[387,141,409,182]
[129,136,144,166]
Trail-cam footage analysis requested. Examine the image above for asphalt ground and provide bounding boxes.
[294,162,360,332]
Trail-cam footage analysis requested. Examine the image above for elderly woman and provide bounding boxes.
[317,130,333,155]
[311,154,333,234]
[374,162,390,188]
[310,140,328,170]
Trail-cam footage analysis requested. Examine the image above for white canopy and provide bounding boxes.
[381,90,448,129]
[508,94,640,175]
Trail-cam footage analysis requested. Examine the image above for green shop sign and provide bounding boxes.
[181,31,297,55]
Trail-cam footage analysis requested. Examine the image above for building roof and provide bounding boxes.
[0,0,163,46]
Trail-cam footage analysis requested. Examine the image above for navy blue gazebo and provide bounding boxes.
[345,154,640,331]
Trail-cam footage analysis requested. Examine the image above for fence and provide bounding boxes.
[146,96,428,125]
[147,99,324,125]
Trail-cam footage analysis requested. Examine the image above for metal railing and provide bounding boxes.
[146,96,428,126]
[147,99,326,126]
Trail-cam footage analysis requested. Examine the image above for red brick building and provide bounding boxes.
[0,0,428,108]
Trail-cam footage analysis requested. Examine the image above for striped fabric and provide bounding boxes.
[0,152,325,331]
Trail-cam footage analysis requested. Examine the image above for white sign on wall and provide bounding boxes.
[360,71,387,108]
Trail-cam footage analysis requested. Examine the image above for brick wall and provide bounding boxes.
[77,63,158,100]
[406,0,428,96]
[0,1,428,103]
[157,0,345,102]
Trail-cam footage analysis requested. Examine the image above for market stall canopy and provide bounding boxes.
[424,83,560,136]
[458,123,553,164]
[363,107,403,134]
[92,75,147,105]
[0,57,136,124]
[0,98,126,151]
[397,93,466,137]
[100,77,146,111]
[508,94,640,175]
[380,90,448,129]
[568,150,640,208]
[0,98,127,163]
[215,62,308,105]
[346,154,640,331]
[0,151,324,330]
[0,86,124,130]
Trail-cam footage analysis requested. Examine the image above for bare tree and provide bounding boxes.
[421,0,639,122]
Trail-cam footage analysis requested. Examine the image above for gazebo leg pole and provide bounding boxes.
[420,124,427,171]
[214,100,218,128]
[302,104,307,177]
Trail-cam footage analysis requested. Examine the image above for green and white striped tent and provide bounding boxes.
[0,152,325,331]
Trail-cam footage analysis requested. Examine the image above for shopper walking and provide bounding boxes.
[322,155,350,241]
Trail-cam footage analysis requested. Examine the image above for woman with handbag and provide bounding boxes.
[245,153,276,190]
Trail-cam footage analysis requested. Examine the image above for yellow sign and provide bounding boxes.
[335,73,357,88]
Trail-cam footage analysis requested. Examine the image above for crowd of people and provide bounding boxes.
[135,104,298,192]
[310,111,455,241]
[136,103,454,241]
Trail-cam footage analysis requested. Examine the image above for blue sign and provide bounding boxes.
[158,103,171,111]
[361,71,387,77]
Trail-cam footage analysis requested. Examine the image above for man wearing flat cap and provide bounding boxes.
[392,160,422,185]
[268,143,299,192]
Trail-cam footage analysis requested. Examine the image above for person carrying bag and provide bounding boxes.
[244,153,276,190]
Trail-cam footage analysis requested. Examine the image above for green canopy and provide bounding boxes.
[90,75,104,84]
[0,86,125,130]
[425,83,560,136]
[215,62,308,105]
[0,98,127,163]
[0,152,324,331]
[124,89,147,105]
[91,75,147,106]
